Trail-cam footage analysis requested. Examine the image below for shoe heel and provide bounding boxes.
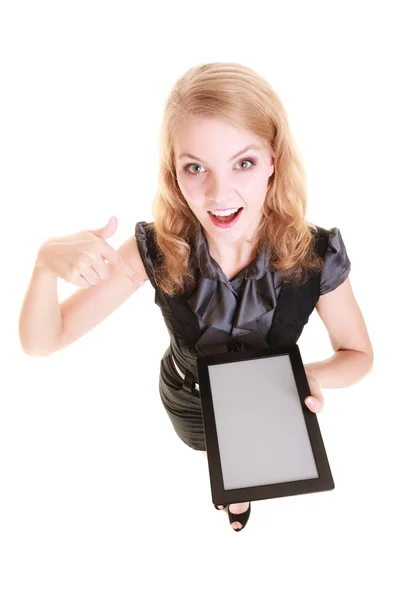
[228,502,251,531]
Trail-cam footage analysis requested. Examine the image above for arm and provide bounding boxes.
[19,263,62,356]
[19,235,147,357]
[304,277,374,389]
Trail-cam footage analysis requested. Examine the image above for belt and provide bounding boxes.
[171,353,200,392]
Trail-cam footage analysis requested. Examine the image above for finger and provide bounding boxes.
[90,216,118,239]
[77,275,90,288]
[305,395,324,413]
[120,261,146,286]
[83,255,109,280]
[80,263,101,285]
[308,382,324,406]
[304,374,324,412]
[98,241,146,285]
[99,241,125,266]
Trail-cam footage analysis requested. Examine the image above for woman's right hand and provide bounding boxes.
[37,216,144,288]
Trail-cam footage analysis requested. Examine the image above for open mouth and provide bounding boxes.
[207,207,244,228]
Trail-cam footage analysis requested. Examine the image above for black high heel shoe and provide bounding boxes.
[214,503,228,510]
[228,502,251,531]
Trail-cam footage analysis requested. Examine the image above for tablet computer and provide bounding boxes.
[196,344,334,506]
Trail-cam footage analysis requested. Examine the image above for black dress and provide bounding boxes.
[135,222,351,452]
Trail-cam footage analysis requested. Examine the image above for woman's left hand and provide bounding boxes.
[304,371,324,413]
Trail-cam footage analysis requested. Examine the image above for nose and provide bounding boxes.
[206,173,234,204]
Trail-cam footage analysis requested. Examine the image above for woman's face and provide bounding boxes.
[174,116,274,245]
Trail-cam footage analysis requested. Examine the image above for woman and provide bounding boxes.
[20,62,374,532]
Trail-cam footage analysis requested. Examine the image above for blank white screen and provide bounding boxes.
[208,354,318,490]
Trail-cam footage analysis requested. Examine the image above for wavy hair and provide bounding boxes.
[150,62,324,296]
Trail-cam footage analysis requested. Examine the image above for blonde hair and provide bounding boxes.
[150,61,323,296]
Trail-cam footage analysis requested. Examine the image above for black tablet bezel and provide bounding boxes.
[196,344,334,505]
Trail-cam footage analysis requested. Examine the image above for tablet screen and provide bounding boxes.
[208,353,319,491]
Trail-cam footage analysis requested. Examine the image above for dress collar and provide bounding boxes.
[192,226,272,283]
[185,227,282,349]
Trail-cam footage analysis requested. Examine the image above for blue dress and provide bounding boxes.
[135,222,351,451]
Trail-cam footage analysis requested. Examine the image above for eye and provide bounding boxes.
[236,158,257,170]
[185,163,206,175]
[183,156,258,175]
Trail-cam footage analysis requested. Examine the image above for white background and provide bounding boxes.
[1,1,399,598]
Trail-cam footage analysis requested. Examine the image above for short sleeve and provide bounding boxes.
[134,221,158,289]
[320,227,351,295]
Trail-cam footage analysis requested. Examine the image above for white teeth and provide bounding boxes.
[210,208,240,217]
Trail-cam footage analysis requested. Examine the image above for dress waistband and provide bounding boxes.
[171,353,200,392]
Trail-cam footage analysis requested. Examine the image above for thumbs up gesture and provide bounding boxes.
[37,216,145,288]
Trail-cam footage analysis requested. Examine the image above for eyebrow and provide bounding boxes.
[178,144,262,164]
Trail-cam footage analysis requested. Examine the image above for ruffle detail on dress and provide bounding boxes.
[186,269,281,337]
[185,225,282,354]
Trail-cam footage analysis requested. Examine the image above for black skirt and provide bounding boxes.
[158,347,206,451]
